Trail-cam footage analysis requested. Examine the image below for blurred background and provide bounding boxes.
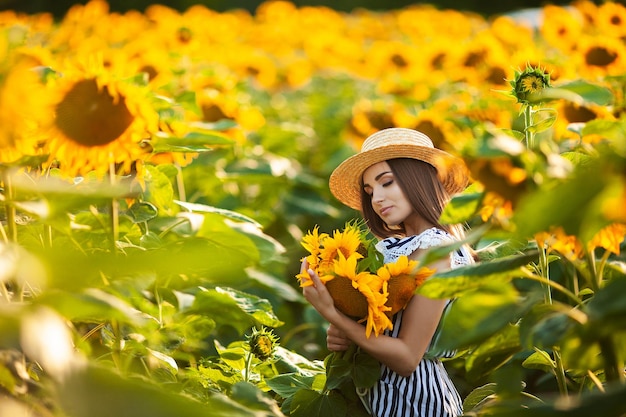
[0,0,582,18]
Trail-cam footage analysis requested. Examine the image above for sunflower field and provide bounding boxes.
[1,0,625,416]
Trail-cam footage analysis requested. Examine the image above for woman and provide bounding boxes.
[301,127,473,417]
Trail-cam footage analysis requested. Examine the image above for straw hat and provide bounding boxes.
[329,128,469,210]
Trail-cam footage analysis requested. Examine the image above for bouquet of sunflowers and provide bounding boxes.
[296,220,434,338]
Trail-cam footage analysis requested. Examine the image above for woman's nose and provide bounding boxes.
[372,188,384,203]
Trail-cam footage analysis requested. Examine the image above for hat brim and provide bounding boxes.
[329,144,469,210]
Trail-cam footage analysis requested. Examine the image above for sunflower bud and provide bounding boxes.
[509,65,552,104]
[247,326,279,362]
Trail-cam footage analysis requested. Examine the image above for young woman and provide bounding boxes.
[301,127,473,417]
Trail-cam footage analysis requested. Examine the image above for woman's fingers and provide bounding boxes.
[327,324,351,351]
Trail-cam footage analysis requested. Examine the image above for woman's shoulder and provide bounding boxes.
[377,227,454,249]
[375,227,456,261]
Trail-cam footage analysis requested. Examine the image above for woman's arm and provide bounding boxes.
[302,256,451,377]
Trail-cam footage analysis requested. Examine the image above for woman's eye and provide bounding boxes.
[382,180,393,187]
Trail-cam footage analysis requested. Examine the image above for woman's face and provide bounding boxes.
[362,161,414,228]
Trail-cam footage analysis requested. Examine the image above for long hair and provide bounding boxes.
[360,158,463,239]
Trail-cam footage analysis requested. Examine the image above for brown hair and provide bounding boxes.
[360,158,462,239]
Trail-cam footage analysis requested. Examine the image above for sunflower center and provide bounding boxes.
[585,46,618,67]
[55,79,133,147]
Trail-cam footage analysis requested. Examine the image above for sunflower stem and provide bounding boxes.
[108,161,119,252]
[43,224,53,248]
[175,163,186,202]
[524,105,535,149]
[244,351,253,383]
[1,170,18,242]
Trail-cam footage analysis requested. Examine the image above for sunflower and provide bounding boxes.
[246,326,279,362]
[508,64,552,105]
[377,255,434,315]
[539,5,583,53]
[326,251,382,318]
[574,34,626,78]
[42,60,159,178]
[535,227,582,261]
[318,223,364,275]
[588,223,626,255]
[297,221,432,337]
[478,190,514,226]
[0,52,51,165]
[596,2,626,39]
[553,100,616,142]
[296,226,329,287]
[347,99,396,142]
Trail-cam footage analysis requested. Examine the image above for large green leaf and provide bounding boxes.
[8,173,139,224]
[56,363,276,417]
[351,350,379,389]
[37,288,151,325]
[582,119,626,154]
[191,287,283,333]
[440,184,484,225]
[464,324,521,381]
[230,381,287,416]
[479,380,626,417]
[266,373,321,399]
[150,130,234,153]
[432,282,530,350]
[513,151,624,242]
[176,200,263,228]
[290,389,347,417]
[32,236,257,290]
[556,80,614,106]
[418,251,539,299]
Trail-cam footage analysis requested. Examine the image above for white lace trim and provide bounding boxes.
[375,227,472,268]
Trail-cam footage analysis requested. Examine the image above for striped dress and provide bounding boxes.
[361,227,472,417]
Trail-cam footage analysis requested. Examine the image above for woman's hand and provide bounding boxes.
[300,259,340,323]
[327,323,352,352]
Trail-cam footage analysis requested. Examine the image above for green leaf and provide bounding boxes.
[151,131,234,153]
[215,341,247,371]
[0,154,49,169]
[190,120,239,131]
[522,349,555,374]
[176,200,262,227]
[324,353,351,391]
[557,79,613,106]
[230,381,285,414]
[462,383,497,413]
[433,282,528,350]
[440,190,483,224]
[37,288,151,325]
[127,201,158,223]
[266,373,320,400]
[526,87,584,105]
[464,324,521,381]
[9,174,139,221]
[351,351,379,389]
[496,128,526,141]
[513,154,620,242]
[290,389,347,417]
[526,110,556,134]
[418,251,539,299]
[144,164,176,215]
[191,287,283,333]
[481,379,626,416]
[57,364,263,417]
[582,119,626,149]
[587,275,626,327]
